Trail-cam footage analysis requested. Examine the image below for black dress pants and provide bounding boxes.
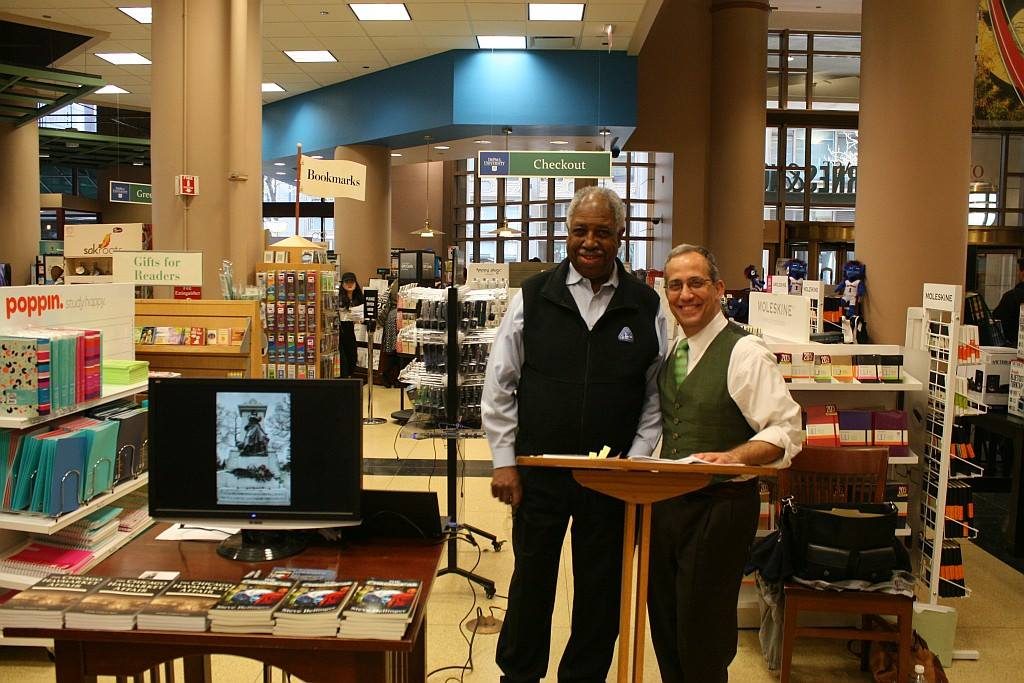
[497,467,624,683]
[339,321,357,378]
[647,479,760,683]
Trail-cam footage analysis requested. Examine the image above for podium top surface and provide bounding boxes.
[516,456,778,478]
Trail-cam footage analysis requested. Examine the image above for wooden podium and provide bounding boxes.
[517,456,776,683]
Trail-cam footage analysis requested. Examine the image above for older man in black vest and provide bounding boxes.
[482,186,666,683]
[649,244,802,682]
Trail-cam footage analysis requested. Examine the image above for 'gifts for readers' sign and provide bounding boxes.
[112,251,203,286]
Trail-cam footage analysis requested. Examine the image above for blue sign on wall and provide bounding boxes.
[110,181,130,202]
[479,151,510,176]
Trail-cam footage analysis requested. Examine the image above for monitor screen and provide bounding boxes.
[148,378,363,530]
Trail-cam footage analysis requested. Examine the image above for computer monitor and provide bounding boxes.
[147,378,363,560]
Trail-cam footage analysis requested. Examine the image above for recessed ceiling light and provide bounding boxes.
[285,50,336,63]
[477,36,527,50]
[262,82,285,92]
[95,84,130,94]
[132,161,144,166]
[275,171,286,175]
[529,3,584,21]
[787,56,794,62]
[550,140,569,145]
[273,162,286,166]
[474,139,491,144]
[391,152,402,157]
[95,52,151,65]
[311,155,324,159]
[349,3,410,21]
[434,145,450,150]
[39,153,50,158]
[118,7,152,24]
[599,128,611,136]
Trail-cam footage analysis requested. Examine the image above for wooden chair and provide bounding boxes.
[777,446,914,683]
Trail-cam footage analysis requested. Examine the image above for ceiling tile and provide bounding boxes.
[373,36,427,50]
[579,35,627,50]
[329,48,385,63]
[472,20,528,35]
[305,21,366,37]
[263,21,314,38]
[288,5,350,21]
[116,39,152,52]
[423,36,477,50]
[360,21,421,37]
[318,36,378,52]
[263,4,301,22]
[416,20,472,36]
[380,48,432,66]
[268,36,327,51]
[408,4,470,21]
[60,7,136,27]
[263,50,293,64]
[467,4,527,21]
[526,21,582,37]
[582,6,643,23]
[297,62,350,74]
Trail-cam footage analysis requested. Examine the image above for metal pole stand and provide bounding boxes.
[363,320,385,425]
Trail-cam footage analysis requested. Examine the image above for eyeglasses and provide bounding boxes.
[665,277,713,293]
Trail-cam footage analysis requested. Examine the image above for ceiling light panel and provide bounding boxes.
[95,85,130,94]
[262,82,285,92]
[477,36,527,49]
[118,7,153,24]
[285,50,337,63]
[95,52,151,65]
[349,4,411,21]
[529,4,585,21]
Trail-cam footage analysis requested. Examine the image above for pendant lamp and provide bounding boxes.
[485,127,524,238]
[411,135,444,238]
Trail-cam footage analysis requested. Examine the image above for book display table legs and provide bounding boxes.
[517,458,776,683]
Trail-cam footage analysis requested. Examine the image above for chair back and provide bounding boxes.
[777,446,888,504]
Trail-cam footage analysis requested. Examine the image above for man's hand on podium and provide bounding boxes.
[491,466,522,507]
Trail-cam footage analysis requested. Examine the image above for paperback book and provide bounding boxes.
[0,574,107,629]
[274,579,355,637]
[64,576,173,631]
[136,579,237,632]
[208,577,295,634]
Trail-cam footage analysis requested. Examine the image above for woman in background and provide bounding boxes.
[338,272,364,378]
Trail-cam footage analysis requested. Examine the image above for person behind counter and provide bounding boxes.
[648,244,802,683]
[338,272,364,378]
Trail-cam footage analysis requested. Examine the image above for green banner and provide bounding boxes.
[478,151,612,178]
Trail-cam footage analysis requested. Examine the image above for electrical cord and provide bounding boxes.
[426,532,485,681]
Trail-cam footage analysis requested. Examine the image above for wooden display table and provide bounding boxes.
[8,524,444,683]
[517,456,776,683]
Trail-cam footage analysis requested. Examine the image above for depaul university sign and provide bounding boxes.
[478,151,612,178]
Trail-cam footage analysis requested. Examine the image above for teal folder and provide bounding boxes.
[80,421,119,500]
[11,430,47,510]
[46,432,87,515]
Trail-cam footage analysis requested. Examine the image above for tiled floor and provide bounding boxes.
[3,385,1024,681]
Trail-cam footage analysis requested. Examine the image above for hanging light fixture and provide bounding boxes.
[411,135,444,238]
[486,127,524,238]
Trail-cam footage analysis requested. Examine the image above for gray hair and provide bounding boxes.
[566,186,626,230]
[665,244,721,282]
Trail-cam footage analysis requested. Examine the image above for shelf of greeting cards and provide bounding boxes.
[398,411,486,440]
[0,381,149,430]
[0,474,148,534]
[0,517,153,591]
[784,373,923,391]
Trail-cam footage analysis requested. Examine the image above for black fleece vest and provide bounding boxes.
[514,260,660,456]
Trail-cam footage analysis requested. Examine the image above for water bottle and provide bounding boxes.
[912,663,926,683]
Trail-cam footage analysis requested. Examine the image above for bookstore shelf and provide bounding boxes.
[134,344,246,356]
[0,474,148,534]
[0,381,149,430]
[784,374,923,391]
[0,520,152,591]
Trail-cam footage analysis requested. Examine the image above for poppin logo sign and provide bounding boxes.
[4,293,64,319]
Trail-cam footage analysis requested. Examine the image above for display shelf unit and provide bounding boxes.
[783,376,923,391]
[256,263,340,380]
[396,286,507,596]
[134,299,262,379]
[0,381,148,430]
[0,474,147,535]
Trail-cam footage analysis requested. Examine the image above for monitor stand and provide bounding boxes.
[216,529,309,561]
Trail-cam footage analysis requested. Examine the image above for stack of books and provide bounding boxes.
[0,328,103,418]
[36,507,122,550]
[101,360,149,386]
[337,578,421,640]
[208,577,295,634]
[0,574,107,629]
[136,579,237,632]
[273,579,355,636]
[64,576,173,630]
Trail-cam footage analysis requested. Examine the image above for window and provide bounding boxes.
[768,30,860,111]
[38,103,98,132]
[263,175,336,248]
[765,126,857,223]
[452,153,656,269]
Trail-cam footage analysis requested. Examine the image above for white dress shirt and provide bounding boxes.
[483,263,668,469]
[676,311,803,468]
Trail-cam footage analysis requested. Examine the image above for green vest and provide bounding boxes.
[659,323,756,460]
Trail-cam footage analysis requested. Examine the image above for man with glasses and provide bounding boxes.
[649,244,802,683]
[483,186,666,683]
